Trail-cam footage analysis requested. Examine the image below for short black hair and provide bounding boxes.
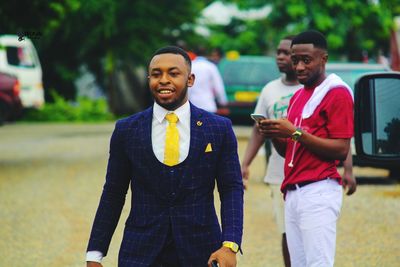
[151,46,192,68]
[291,30,327,50]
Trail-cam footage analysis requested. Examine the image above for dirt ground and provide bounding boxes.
[0,123,399,267]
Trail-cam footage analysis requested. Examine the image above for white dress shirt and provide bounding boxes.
[152,100,191,163]
[188,56,227,112]
[86,100,191,263]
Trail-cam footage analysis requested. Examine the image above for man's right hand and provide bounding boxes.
[241,164,250,190]
[87,262,102,267]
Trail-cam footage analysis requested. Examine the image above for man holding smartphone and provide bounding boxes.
[258,30,354,267]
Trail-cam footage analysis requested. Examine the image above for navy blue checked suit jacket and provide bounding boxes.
[87,103,243,267]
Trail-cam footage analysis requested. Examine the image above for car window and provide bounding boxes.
[219,58,280,87]
[6,46,36,68]
[374,78,400,154]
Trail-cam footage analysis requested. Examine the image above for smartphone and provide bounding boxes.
[250,113,266,123]
[211,260,219,267]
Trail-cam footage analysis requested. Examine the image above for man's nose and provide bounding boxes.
[296,61,305,71]
[159,73,169,83]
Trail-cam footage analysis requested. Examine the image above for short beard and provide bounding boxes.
[303,71,322,87]
[154,86,188,110]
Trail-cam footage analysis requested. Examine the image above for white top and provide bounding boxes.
[188,56,227,112]
[86,101,191,263]
[300,73,353,119]
[152,100,191,163]
[254,78,302,184]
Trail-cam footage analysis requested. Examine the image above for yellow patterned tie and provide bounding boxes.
[164,113,179,166]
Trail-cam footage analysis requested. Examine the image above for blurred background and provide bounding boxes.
[1,1,400,266]
[1,0,400,122]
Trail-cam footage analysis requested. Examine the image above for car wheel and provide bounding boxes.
[0,101,11,125]
[388,168,400,181]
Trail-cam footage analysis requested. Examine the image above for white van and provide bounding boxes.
[0,35,44,108]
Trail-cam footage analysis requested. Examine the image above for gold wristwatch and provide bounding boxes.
[222,241,239,253]
[291,128,303,142]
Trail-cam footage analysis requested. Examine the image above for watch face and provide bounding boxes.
[291,130,302,141]
[231,243,238,251]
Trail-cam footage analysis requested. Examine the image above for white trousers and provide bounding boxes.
[285,178,343,267]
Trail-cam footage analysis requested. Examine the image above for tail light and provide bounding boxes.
[13,80,20,96]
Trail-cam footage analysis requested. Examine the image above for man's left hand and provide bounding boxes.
[207,246,237,267]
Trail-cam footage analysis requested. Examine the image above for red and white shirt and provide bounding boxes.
[281,85,354,192]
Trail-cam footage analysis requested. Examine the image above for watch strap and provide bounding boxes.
[222,241,239,253]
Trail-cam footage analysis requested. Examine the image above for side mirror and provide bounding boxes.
[354,73,400,163]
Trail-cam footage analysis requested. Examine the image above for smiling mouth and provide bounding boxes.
[158,88,174,95]
[297,73,307,78]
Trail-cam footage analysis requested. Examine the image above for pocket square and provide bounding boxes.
[205,143,212,152]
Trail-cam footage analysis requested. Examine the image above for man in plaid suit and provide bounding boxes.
[86,46,243,267]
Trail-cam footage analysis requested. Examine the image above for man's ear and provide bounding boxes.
[187,73,195,87]
[322,52,328,63]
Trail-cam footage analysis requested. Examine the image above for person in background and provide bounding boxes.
[257,30,355,267]
[188,46,228,113]
[208,47,224,65]
[86,46,243,267]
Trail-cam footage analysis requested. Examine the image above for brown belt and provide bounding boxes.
[285,177,329,191]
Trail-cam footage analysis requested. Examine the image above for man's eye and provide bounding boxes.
[291,58,298,64]
[170,72,179,77]
[304,58,311,64]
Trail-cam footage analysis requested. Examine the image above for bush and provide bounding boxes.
[22,91,114,122]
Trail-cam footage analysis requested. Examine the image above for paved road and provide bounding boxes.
[0,123,399,266]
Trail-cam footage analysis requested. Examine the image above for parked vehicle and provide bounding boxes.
[0,34,44,108]
[354,73,400,179]
[217,55,280,122]
[0,72,22,125]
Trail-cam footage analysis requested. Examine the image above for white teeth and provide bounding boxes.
[159,90,172,94]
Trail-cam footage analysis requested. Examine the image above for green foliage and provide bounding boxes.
[2,0,400,103]
[0,0,211,100]
[21,91,114,122]
[220,0,400,60]
[207,18,272,55]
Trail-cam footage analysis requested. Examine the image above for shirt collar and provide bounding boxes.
[153,100,190,123]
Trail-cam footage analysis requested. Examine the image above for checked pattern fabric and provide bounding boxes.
[164,113,179,166]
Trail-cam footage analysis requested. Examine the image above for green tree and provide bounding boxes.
[218,0,400,60]
[0,0,211,113]
[207,18,273,55]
